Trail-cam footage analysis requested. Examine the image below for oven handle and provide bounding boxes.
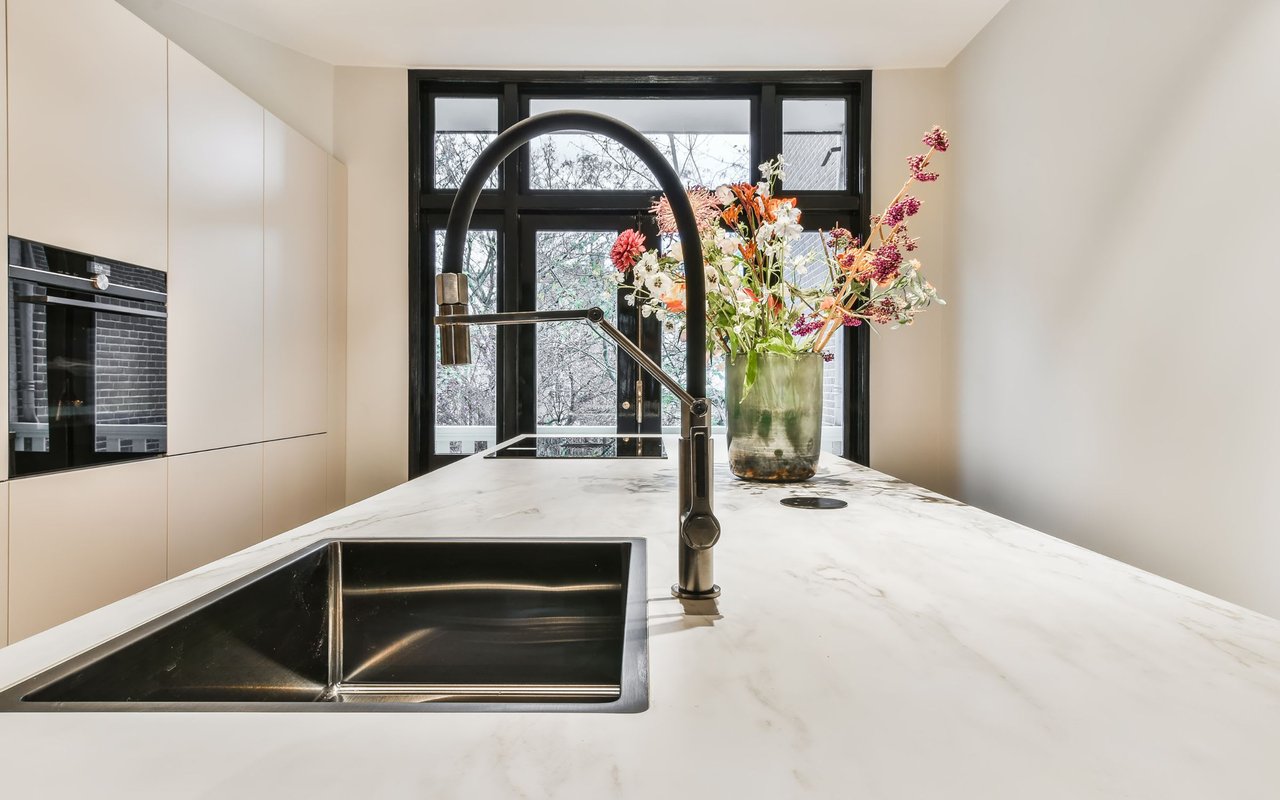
[15,294,168,319]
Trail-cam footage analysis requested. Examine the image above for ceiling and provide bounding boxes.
[167,0,1011,69]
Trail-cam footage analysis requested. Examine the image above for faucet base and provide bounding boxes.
[672,583,721,600]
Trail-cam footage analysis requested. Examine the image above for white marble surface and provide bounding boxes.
[1,439,1279,799]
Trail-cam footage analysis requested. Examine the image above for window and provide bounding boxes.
[410,72,871,475]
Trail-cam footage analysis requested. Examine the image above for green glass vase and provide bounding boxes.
[725,352,824,482]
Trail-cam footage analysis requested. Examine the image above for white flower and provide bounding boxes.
[624,293,636,306]
[715,230,741,251]
[655,308,667,321]
[758,156,787,182]
[715,185,735,206]
[773,202,803,238]
[641,304,653,318]
[633,251,659,279]
[667,241,684,263]
[646,271,674,296]
[756,181,771,198]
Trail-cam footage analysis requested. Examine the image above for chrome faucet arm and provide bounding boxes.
[432,307,701,412]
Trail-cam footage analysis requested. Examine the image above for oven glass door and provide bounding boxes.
[10,279,167,476]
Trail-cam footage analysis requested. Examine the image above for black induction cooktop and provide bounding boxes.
[484,435,667,459]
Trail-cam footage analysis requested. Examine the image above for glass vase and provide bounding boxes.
[725,352,824,482]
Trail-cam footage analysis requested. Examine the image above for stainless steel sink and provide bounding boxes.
[0,539,648,712]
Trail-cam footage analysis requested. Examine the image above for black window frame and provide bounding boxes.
[409,70,872,476]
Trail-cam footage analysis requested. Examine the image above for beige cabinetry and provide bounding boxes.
[327,158,349,510]
[264,434,329,538]
[167,445,264,578]
[264,115,329,439]
[0,485,9,646]
[7,0,168,270]
[167,44,266,454]
[8,459,168,642]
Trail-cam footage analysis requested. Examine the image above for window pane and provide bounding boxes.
[661,329,726,429]
[782,99,847,191]
[433,97,499,190]
[527,98,751,190]
[792,231,844,456]
[434,229,498,454]
[536,231,619,431]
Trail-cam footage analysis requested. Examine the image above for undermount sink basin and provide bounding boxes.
[0,539,648,712]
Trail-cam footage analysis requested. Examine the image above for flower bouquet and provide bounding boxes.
[608,126,950,481]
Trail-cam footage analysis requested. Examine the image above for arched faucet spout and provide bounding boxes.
[434,111,721,603]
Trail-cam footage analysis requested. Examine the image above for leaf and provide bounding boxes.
[743,349,759,399]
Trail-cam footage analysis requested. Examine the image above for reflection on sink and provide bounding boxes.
[485,435,666,459]
[0,539,648,712]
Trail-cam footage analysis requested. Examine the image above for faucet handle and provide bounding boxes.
[436,273,472,366]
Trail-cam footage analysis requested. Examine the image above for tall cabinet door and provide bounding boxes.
[7,0,168,270]
[264,115,328,439]
[167,44,266,454]
[8,459,168,642]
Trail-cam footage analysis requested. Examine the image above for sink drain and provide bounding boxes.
[780,496,848,510]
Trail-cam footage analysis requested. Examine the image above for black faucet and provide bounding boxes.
[435,110,721,601]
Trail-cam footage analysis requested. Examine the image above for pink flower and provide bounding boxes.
[610,229,647,271]
[921,126,950,152]
[881,196,922,228]
[870,243,902,283]
[792,314,825,337]
[651,186,722,235]
[826,227,859,250]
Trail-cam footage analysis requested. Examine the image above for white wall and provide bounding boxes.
[117,0,335,151]
[947,0,1280,616]
[333,67,408,503]
[869,69,955,496]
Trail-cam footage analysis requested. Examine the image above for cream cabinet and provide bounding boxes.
[167,44,266,454]
[264,434,329,538]
[0,484,9,646]
[1,0,8,482]
[327,158,349,510]
[167,445,264,578]
[264,115,329,439]
[8,459,168,643]
[7,0,168,270]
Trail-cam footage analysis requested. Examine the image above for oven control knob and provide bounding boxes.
[90,274,110,291]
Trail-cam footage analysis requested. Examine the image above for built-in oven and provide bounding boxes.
[8,237,167,478]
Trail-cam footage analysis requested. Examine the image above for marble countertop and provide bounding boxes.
[1,440,1279,799]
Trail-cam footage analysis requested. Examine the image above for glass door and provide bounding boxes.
[516,216,662,441]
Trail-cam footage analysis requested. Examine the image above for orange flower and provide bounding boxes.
[731,182,757,205]
[738,241,757,263]
[663,282,687,313]
[721,205,741,226]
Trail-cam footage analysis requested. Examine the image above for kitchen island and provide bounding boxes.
[1,440,1278,798]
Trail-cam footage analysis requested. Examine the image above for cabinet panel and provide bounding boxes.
[264,434,328,539]
[9,459,168,642]
[264,115,328,439]
[1,0,9,481]
[7,0,168,270]
[167,44,266,454]
[167,445,263,578]
[0,484,9,647]
[327,158,348,511]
